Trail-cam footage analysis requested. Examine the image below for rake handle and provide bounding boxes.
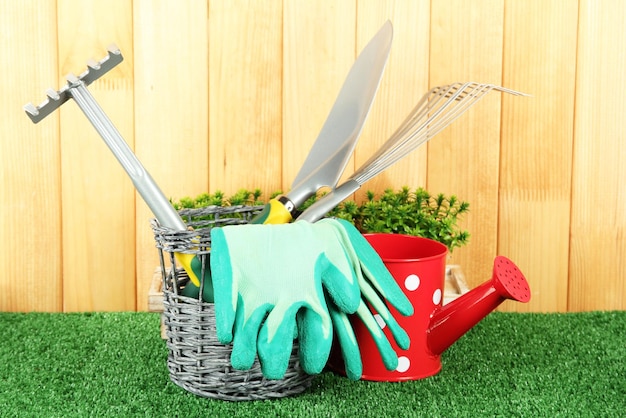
[67,76,187,231]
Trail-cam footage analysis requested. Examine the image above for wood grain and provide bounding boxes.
[283,0,356,193]
[570,0,626,311]
[499,0,578,312]
[57,0,135,312]
[208,0,282,196]
[0,1,62,311]
[353,0,431,199]
[133,0,209,310]
[428,0,505,290]
[0,0,624,312]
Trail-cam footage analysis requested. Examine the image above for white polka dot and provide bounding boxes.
[404,274,420,291]
[374,314,386,329]
[432,288,442,305]
[396,356,410,373]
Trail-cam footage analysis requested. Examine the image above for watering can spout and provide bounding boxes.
[426,256,531,356]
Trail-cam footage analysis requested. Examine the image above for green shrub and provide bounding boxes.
[171,186,470,252]
[301,186,470,252]
[170,189,275,210]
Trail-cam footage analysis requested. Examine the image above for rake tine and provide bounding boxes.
[366,84,495,174]
[357,84,458,170]
[353,82,527,183]
[357,83,466,171]
[388,82,523,157]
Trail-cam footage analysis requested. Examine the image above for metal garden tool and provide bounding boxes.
[297,82,528,222]
[251,20,393,224]
[24,45,204,291]
[24,45,186,232]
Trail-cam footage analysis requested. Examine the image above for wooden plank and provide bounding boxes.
[353,0,431,199]
[0,1,62,312]
[133,0,209,311]
[427,0,505,290]
[2,0,624,313]
[148,267,164,313]
[498,0,578,312]
[283,0,356,193]
[570,0,626,311]
[208,0,282,195]
[57,0,135,312]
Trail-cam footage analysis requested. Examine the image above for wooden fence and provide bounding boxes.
[0,0,624,312]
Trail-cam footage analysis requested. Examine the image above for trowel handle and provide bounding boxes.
[296,180,361,223]
[67,76,187,232]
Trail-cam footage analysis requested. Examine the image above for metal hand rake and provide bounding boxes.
[297,82,528,222]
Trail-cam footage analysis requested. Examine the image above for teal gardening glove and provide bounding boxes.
[209,221,362,379]
[316,218,413,380]
[209,219,413,380]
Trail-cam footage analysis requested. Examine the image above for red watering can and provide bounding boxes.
[329,233,531,381]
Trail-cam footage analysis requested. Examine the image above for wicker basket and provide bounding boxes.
[151,205,316,401]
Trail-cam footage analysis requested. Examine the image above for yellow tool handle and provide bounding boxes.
[175,251,215,302]
[251,196,295,225]
[174,252,199,286]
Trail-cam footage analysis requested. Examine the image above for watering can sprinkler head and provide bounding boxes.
[426,256,531,356]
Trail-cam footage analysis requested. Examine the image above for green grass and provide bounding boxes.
[0,311,624,417]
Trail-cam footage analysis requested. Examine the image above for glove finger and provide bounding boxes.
[296,304,333,376]
[361,281,410,350]
[355,300,399,372]
[335,219,413,316]
[257,305,299,380]
[328,303,362,381]
[209,227,237,343]
[230,303,269,371]
[319,252,361,313]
